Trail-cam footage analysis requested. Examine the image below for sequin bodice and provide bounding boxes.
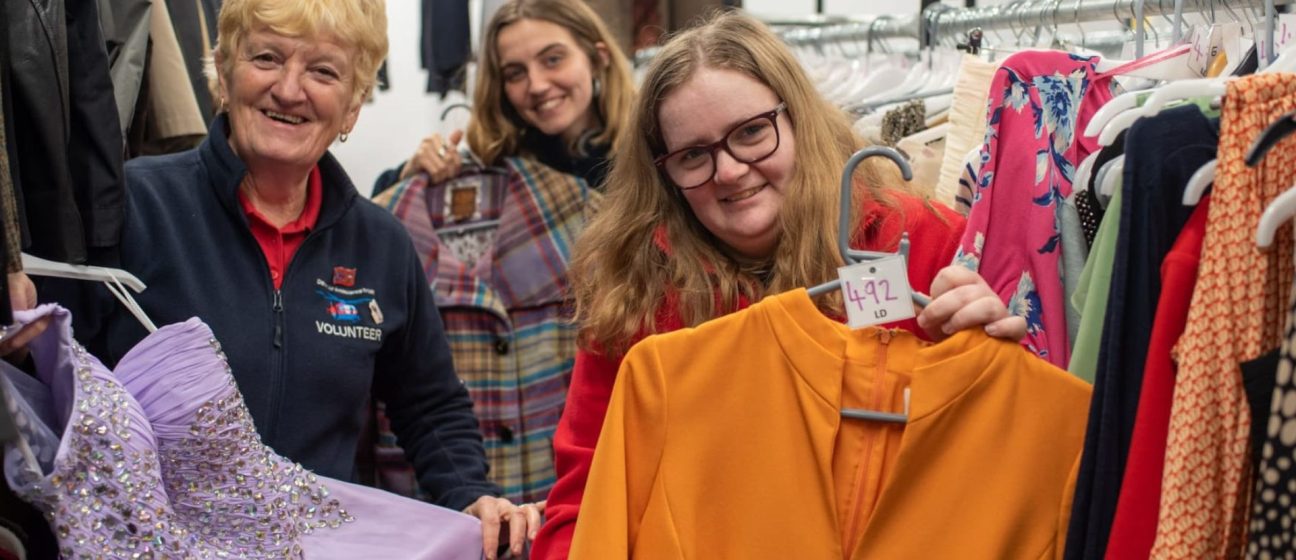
[1,307,350,558]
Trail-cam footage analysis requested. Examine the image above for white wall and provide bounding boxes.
[331,1,474,197]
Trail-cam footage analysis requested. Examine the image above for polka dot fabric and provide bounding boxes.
[1152,73,1296,559]
[1249,290,1296,558]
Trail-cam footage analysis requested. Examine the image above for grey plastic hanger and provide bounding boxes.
[806,146,931,310]
[843,387,911,423]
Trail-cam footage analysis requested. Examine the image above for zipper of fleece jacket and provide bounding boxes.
[263,230,321,441]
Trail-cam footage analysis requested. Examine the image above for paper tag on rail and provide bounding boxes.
[839,256,915,330]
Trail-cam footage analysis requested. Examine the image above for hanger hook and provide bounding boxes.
[875,15,898,54]
[1072,0,1087,48]
[838,147,913,265]
[867,15,883,55]
[1032,0,1049,45]
[1003,0,1021,46]
[1220,0,1240,25]
[1049,0,1063,46]
[832,26,852,58]
[1019,0,1036,45]
[1155,0,1173,32]
[1115,0,1139,48]
[852,21,868,56]
[958,9,973,48]
[1035,0,1052,45]
[439,103,471,123]
[1023,0,1040,46]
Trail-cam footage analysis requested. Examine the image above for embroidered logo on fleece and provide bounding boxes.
[314,267,383,342]
[332,266,357,287]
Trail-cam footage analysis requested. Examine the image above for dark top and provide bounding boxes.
[1064,105,1219,560]
[38,114,499,511]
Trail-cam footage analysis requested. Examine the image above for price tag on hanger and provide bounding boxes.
[838,255,915,330]
[1186,25,1215,77]
[1186,24,1241,77]
[1276,14,1296,53]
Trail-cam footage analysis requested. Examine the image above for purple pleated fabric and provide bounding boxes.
[0,304,482,559]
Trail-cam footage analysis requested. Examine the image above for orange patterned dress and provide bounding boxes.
[1152,73,1296,558]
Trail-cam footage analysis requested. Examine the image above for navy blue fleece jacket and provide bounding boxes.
[40,115,499,510]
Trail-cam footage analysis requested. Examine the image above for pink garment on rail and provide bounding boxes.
[954,50,1119,368]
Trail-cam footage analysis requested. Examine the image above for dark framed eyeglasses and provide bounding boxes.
[654,102,788,190]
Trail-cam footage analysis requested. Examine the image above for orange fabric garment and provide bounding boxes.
[1152,73,1296,558]
[570,289,1091,559]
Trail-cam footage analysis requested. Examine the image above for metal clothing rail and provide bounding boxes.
[780,15,922,47]
[929,0,1290,46]
[766,0,1290,50]
[632,0,1287,65]
[635,15,917,65]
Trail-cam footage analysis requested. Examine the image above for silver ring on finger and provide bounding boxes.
[437,145,449,159]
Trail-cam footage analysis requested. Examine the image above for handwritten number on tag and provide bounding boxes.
[847,278,898,310]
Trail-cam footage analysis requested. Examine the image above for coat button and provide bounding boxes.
[496,425,515,443]
[494,337,510,355]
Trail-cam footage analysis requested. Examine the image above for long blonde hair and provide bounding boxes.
[571,10,908,354]
[466,0,634,166]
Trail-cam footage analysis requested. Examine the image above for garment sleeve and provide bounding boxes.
[371,240,499,511]
[371,161,407,198]
[567,342,668,558]
[530,348,625,560]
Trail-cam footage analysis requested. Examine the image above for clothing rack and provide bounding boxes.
[772,0,1288,54]
[930,0,1288,55]
[633,15,910,66]
[780,15,921,48]
[634,0,1288,66]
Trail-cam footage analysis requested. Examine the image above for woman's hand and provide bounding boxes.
[0,273,50,363]
[463,496,544,559]
[399,129,465,183]
[916,266,1026,342]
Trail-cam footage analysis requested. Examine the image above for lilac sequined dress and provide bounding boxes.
[0,305,483,558]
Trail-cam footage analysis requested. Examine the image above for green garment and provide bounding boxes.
[1068,188,1123,383]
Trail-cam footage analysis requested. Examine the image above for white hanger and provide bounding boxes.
[1182,159,1216,205]
[1084,89,1153,139]
[21,254,157,333]
[1098,156,1125,199]
[1098,78,1229,146]
[1073,151,1102,193]
[1138,77,1229,115]
[22,254,145,291]
[1262,43,1296,73]
[1256,186,1296,248]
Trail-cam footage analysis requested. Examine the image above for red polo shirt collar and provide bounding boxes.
[238,166,323,289]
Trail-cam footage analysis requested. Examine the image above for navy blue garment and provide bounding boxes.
[1064,105,1220,560]
[1240,349,1279,471]
[38,114,499,511]
[422,0,470,95]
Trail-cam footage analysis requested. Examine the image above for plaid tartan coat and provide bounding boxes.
[365,157,598,503]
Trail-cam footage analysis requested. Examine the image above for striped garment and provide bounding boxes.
[365,157,598,503]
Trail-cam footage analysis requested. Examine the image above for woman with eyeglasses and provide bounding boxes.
[531,10,1027,559]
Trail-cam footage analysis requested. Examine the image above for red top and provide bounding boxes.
[531,191,967,559]
[1104,196,1211,560]
[238,167,323,289]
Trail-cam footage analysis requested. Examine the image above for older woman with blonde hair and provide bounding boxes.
[39,0,537,557]
[532,10,1025,558]
[373,0,635,192]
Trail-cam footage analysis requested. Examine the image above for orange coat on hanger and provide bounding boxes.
[571,289,1091,559]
